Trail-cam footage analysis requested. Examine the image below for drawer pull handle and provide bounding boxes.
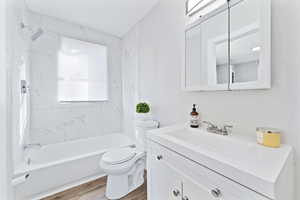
[182,196,189,200]
[156,155,163,160]
[172,189,180,197]
[211,188,222,198]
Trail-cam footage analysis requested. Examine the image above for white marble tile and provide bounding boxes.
[28,12,123,145]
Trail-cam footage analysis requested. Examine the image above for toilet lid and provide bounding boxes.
[102,147,136,165]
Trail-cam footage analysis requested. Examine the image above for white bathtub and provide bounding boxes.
[14,133,134,200]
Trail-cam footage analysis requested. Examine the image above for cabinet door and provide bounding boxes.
[182,175,216,200]
[229,0,271,90]
[184,7,229,91]
[147,153,182,200]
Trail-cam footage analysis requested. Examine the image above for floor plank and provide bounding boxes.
[42,175,147,200]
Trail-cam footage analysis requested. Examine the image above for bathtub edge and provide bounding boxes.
[30,173,106,200]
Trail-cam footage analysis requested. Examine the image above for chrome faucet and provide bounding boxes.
[222,125,233,135]
[203,121,233,136]
[203,121,218,129]
[23,143,42,150]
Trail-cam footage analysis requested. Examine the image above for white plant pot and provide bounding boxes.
[135,113,153,121]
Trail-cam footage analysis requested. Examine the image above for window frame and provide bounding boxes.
[186,0,227,17]
[186,0,205,15]
[57,35,110,104]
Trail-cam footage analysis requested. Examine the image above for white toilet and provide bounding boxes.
[100,120,159,199]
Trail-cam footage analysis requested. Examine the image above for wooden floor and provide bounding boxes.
[42,176,147,200]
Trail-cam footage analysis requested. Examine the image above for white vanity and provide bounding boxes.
[147,125,294,200]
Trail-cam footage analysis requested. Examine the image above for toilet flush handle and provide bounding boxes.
[156,155,163,160]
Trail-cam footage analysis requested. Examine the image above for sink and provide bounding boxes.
[165,128,252,153]
[164,128,269,164]
[147,124,294,199]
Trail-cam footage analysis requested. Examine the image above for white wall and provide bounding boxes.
[0,0,9,198]
[122,0,300,199]
[27,12,123,145]
[282,0,300,198]
[1,0,15,198]
[122,27,140,140]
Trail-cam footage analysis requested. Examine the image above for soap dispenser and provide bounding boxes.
[190,104,200,128]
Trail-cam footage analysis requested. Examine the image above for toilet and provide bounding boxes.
[100,120,159,199]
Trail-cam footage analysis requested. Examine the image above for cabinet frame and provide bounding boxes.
[182,0,271,91]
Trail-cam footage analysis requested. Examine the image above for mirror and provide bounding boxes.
[184,0,271,91]
[229,0,271,90]
[185,7,228,90]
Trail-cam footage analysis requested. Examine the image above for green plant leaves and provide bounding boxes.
[136,102,150,113]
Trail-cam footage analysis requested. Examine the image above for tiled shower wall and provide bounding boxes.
[8,0,32,167]
[28,12,123,145]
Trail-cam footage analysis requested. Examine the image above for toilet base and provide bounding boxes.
[105,159,145,200]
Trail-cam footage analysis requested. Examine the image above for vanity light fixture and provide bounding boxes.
[186,0,227,17]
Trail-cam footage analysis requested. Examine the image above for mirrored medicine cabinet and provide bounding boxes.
[184,0,271,91]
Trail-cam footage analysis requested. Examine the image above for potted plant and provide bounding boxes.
[135,102,152,121]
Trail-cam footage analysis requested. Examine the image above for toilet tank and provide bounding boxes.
[135,120,159,151]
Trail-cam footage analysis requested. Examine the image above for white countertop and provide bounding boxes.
[147,124,293,199]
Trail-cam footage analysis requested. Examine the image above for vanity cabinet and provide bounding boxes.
[148,150,214,200]
[147,151,182,200]
[182,175,217,200]
[147,140,269,200]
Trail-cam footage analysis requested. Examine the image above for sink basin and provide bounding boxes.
[147,124,294,199]
[165,128,254,155]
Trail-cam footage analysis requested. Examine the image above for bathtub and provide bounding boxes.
[14,133,134,200]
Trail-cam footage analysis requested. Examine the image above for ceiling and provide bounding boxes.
[25,0,159,38]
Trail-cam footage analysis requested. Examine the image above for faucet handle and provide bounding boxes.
[203,121,218,128]
[222,125,233,135]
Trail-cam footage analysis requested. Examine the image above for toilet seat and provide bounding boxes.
[102,147,136,165]
[100,147,145,175]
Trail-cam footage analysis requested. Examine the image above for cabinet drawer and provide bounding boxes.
[148,140,270,200]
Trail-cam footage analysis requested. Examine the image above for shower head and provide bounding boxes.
[31,28,44,41]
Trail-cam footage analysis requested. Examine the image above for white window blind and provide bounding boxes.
[186,0,227,17]
[58,37,108,102]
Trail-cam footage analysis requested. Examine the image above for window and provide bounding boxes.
[58,37,108,102]
[186,0,227,17]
